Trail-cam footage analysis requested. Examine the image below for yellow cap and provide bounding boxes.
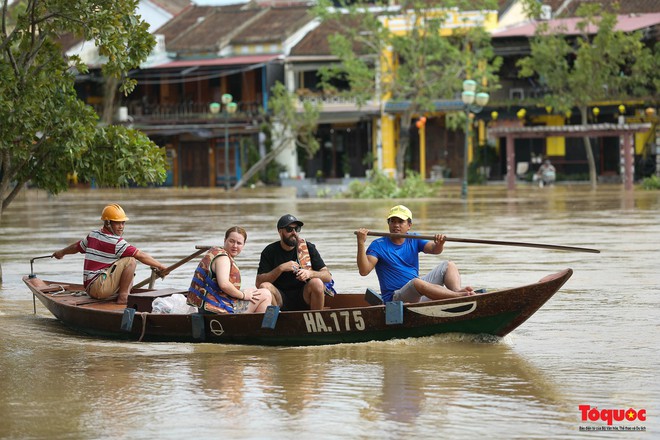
[387,205,412,221]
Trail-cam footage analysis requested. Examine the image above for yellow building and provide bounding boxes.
[377,7,499,177]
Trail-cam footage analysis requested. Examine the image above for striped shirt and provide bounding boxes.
[78,228,138,287]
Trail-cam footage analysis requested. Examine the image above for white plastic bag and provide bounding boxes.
[151,294,197,314]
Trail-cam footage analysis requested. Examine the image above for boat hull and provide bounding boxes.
[24,268,572,346]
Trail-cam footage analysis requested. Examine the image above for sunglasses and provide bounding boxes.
[282,225,301,233]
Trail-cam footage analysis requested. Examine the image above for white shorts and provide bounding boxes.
[392,261,449,303]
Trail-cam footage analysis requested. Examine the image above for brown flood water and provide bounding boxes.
[0,185,658,439]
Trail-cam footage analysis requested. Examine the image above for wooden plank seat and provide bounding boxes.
[38,286,101,307]
[40,284,71,294]
[127,288,187,312]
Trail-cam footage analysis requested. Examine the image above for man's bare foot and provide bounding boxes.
[458,287,475,296]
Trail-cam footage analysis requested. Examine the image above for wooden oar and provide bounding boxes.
[357,231,600,253]
[134,246,212,289]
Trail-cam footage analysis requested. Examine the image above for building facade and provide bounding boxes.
[70,1,659,187]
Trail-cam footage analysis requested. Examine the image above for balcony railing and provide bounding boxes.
[89,100,264,124]
[298,94,359,105]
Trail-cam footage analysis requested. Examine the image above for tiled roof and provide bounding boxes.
[151,0,192,16]
[497,0,517,15]
[232,6,313,44]
[167,8,264,52]
[56,33,84,52]
[290,15,368,57]
[154,6,215,45]
[551,0,660,17]
[492,12,660,38]
[158,4,317,55]
[291,19,340,56]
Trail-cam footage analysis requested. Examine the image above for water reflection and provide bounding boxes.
[184,335,564,429]
[0,331,563,438]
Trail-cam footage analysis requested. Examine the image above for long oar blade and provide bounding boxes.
[134,246,211,289]
[361,231,600,254]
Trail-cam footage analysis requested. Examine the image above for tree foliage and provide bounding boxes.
[315,0,500,181]
[517,2,658,187]
[232,82,320,190]
[0,0,166,220]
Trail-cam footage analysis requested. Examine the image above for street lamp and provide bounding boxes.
[210,94,238,190]
[461,80,489,199]
[617,104,626,125]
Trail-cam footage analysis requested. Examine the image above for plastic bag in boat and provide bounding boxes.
[152,294,197,314]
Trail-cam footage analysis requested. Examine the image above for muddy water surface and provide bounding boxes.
[1,185,658,439]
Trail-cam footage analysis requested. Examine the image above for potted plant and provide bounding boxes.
[342,155,351,178]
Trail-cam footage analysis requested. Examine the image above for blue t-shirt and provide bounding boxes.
[366,236,428,302]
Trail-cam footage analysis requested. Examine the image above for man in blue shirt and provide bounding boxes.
[356,205,475,303]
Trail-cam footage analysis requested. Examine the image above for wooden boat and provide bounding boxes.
[23,268,572,346]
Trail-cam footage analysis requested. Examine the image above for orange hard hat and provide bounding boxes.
[101,204,129,222]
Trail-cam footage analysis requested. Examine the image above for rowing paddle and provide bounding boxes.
[134,246,211,289]
[356,231,600,253]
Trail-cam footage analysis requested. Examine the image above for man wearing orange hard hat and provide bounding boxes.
[52,204,167,304]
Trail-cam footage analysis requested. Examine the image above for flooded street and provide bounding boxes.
[1,185,658,438]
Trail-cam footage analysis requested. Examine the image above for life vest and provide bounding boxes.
[187,247,241,314]
[297,238,336,297]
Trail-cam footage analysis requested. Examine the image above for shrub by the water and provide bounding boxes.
[641,175,660,190]
[344,170,441,198]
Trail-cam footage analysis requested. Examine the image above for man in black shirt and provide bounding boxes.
[256,214,332,311]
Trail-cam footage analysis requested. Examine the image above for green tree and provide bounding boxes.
[0,0,166,224]
[232,82,320,190]
[517,2,658,187]
[315,0,500,182]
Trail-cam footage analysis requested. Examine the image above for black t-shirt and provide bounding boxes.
[257,240,327,310]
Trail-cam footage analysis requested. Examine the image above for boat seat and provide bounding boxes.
[40,284,70,294]
[127,288,187,312]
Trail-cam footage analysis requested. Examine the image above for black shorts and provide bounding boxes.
[280,289,308,311]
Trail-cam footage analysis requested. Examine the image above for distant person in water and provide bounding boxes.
[356,205,475,303]
[52,204,167,305]
[534,159,556,187]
